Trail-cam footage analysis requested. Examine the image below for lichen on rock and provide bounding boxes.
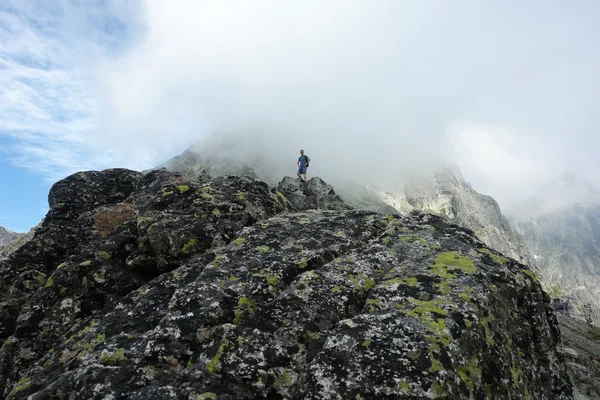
[0,170,572,399]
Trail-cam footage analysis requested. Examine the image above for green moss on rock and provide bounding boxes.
[8,377,32,397]
[233,296,257,324]
[182,238,197,254]
[480,312,496,346]
[206,339,229,373]
[478,247,510,265]
[96,251,111,260]
[201,192,215,202]
[366,298,382,311]
[99,348,126,366]
[256,245,270,253]
[274,369,292,387]
[521,269,540,282]
[432,251,477,275]
[307,331,321,340]
[457,356,481,391]
[380,277,418,287]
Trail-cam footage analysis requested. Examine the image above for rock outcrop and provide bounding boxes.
[0,168,572,399]
[277,176,351,212]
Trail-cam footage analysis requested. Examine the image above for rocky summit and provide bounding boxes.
[0,168,572,399]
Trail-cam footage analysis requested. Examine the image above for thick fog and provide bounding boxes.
[93,0,600,214]
[3,0,600,216]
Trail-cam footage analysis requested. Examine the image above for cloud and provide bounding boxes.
[444,122,564,208]
[2,0,600,213]
[0,0,141,181]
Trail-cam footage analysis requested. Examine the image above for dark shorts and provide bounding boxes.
[298,166,307,174]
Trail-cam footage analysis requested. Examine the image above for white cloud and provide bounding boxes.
[0,0,141,180]
[444,122,566,208]
[2,0,600,212]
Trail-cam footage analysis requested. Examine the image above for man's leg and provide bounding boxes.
[300,167,307,181]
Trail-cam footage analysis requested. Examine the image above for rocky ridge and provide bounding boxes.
[160,146,532,267]
[364,168,533,266]
[0,226,20,246]
[0,226,26,260]
[0,168,572,399]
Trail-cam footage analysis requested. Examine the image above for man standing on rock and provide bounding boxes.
[297,149,311,182]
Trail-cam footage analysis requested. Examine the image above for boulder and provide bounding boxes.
[0,168,290,396]
[278,176,351,212]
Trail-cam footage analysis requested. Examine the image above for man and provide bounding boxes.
[297,149,311,181]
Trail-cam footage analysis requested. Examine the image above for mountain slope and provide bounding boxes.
[512,204,600,321]
[0,168,571,399]
[363,168,533,266]
[0,226,20,245]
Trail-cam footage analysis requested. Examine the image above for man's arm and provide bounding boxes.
[307,157,311,163]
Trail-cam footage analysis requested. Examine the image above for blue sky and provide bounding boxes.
[2,0,600,232]
[0,146,49,232]
[0,0,144,232]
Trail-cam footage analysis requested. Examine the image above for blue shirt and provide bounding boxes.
[299,155,309,167]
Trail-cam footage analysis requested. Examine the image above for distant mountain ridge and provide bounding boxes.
[0,226,20,245]
[0,226,26,260]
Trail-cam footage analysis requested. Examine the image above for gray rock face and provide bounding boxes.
[0,168,572,399]
[0,226,25,260]
[512,205,600,322]
[0,168,291,398]
[362,168,533,266]
[278,176,351,212]
[0,226,20,247]
[557,315,600,399]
